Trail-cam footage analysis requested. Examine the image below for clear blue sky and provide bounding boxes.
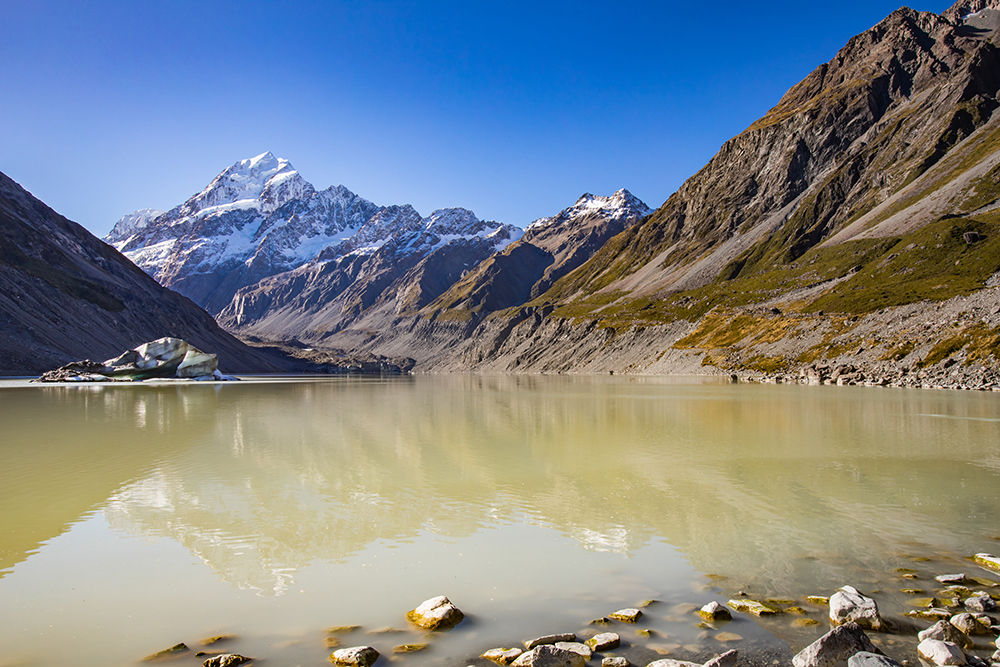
[2,1,950,236]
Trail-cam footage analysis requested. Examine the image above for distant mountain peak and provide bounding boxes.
[527,189,651,232]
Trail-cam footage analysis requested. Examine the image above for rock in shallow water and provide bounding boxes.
[727,599,778,616]
[917,638,966,665]
[406,595,464,630]
[703,650,738,667]
[330,646,380,667]
[601,658,629,667]
[202,655,252,667]
[829,586,884,630]
[585,633,620,651]
[792,622,881,667]
[608,608,642,623]
[142,643,189,661]
[482,648,524,665]
[511,645,585,667]
[699,601,731,621]
[524,634,577,650]
[553,642,592,659]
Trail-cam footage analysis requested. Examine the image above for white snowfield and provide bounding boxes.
[525,188,651,232]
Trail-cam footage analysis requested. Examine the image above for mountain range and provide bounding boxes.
[5,0,1000,384]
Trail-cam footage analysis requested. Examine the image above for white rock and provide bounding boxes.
[937,574,969,584]
[330,646,380,667]
[917,638,966,665]
[585,633,620,651]
[792,622,880,667]
[847,653,902,667]
[602,659,628,667]
[482,648,524,665]
[829,586,884,630]
[974,554,1000,571]
[406,595,464,630]
[554,643,592,659]
[512,645,585,667]
[646,660,701,667]
[609,608,642,623]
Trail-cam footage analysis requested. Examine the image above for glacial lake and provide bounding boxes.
[1,375,999,666]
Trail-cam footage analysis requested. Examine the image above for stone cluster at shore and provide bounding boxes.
[139,554,1000,667]
[736,362,1000,392]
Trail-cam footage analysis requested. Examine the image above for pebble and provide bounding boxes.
[330,646,380,667]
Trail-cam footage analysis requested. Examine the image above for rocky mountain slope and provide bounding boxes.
[316,0,1000,386]
[0,171,292,375]
[109,152,521,318]
[219,189,649,343]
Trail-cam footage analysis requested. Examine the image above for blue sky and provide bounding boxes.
[2,1,950,235]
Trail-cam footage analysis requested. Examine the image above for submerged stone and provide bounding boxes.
[142,643,190,661]
[202,655,252,667]
[393,644,428,653]
[601,658,629,667]
[727,599,778,616]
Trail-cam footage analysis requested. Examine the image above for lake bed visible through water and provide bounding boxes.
[1,375,999,666]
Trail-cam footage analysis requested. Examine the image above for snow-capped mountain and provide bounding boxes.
[524,189,651,233]
[108,152,521,315]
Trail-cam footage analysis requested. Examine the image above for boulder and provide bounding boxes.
[727,599,778,616]
[482,648,524,665]
[554,642,592,659]
[525,634,577,650]
[829,586,884,630]
[608,609,642,623]
[916,639,966,665]
[704,650,738,667]
[937,574,970,585]
[918,620,973,649]
[951,613,987,636]
[511,645,586,667]
[847,653,902,667]
[585,633,621,651]
[699,602,732,621]
[406,595,464,630]
[792,622,881,667]
[202,655,252,667]
[964,592,996,612]
[646,660,701,667]
[329,646,380,667]
[602,659,629,667]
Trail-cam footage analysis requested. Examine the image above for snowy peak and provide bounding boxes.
[422,208,483,234]
[181,151,312,218]
[526,188,651,232]
[106,208,164,243]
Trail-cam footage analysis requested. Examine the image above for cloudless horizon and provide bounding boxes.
[3,1,952,235]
